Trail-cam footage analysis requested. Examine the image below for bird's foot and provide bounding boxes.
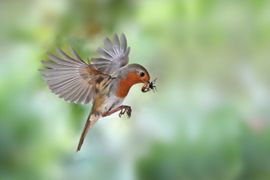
[119,105,132,118]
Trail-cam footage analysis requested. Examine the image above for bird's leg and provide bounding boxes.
[102,105,132,118]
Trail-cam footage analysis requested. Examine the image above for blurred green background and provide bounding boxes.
[1,0,270,179]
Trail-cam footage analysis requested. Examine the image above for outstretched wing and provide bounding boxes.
[91,33,130,74]
[40,48,100,104]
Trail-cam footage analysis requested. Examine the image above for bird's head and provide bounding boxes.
[115,64,152,97]
[121,63,150,86]
[116,63,157,98]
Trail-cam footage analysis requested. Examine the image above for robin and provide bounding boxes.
[40,33,156,151]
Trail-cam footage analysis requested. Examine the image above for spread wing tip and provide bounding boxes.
[93,33,130,74]
[41,48,96,105]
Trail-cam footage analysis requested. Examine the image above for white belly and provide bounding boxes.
[102,95,124,113]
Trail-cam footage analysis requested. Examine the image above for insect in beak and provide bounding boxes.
[141,78,157,93]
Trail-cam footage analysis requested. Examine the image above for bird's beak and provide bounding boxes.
[141,78,157,93]
[141,81,150,92]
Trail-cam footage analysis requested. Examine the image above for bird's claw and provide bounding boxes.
[119,106,132,118]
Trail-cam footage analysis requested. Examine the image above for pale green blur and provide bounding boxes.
[1,0,270,180]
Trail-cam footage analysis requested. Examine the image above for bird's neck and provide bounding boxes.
[115,72,141,98]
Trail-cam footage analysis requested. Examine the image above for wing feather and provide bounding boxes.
[40,48,99,104]
[120,34,127,52]
[91,33,130,74]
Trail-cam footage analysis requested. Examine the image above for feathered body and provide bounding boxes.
[41,34,152,151]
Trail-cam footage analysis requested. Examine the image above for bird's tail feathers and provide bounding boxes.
[76,112,100,152]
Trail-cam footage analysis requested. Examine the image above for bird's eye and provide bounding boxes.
[140,72,145,77]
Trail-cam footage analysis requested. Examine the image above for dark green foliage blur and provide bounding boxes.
[1,0,270,180]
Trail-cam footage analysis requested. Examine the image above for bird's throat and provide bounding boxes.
[116,72,141,98]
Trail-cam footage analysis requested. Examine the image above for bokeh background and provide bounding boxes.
[1,0,270,179]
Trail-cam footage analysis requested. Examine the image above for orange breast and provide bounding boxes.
[116,72,141,98]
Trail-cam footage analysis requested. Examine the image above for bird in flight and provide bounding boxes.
[40,33,156,151]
